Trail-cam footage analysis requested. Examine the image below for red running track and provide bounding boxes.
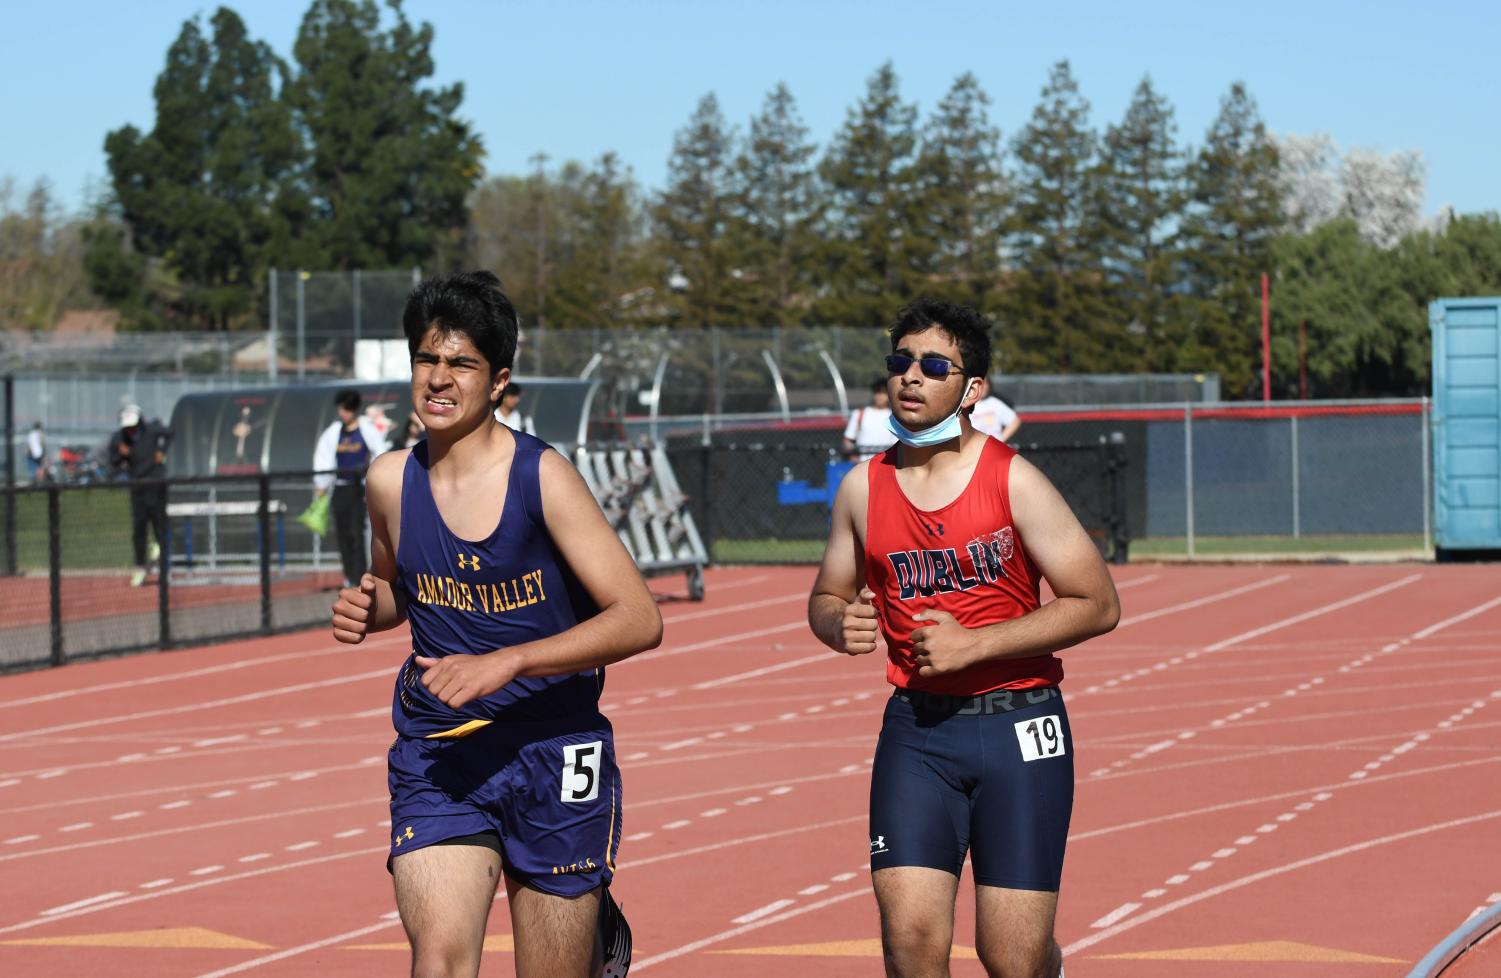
[1,563,1500,977]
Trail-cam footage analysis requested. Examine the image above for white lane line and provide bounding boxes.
[662,820,691,830]
[659,738,704,752]
[140,879,173,889]
[1414,594,1501,640]
[110,811,144,821]
[238,853,271,863]
[286,841,319,851]
[59,822,92,832]
[0,667,394,743]
[1117,575,1290,628]
[159,801,191,810]
[192,736,249,748]
[0,778,18,787]
[193,916,404,978]
[732,899,796,924]
[333,829,365,839]
[627,621,811,665]
[0,632,412,709]
[41,892,128,915]
[1203,575,1421,653]
[633,889,867,971]
[798,884,829,896]
[189,865,223,876]
[0,794,387,864]
[249,781,278,790]
[208,790,237,799]
[692,654,829,690]
[1114,574,1160,589]
[5,834,40,844]
[1091,902,1140,928]
[625,832,653,842]
[659,592,806,624]
[1065,807,1501,958]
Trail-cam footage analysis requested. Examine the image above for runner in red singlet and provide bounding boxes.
[809,298,1120,978]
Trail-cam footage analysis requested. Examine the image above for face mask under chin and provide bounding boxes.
[886,404,964,447]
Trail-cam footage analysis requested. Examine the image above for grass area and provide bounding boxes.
[5,487,135,572]
[1130,534,1428,558]
[712,538,824,564]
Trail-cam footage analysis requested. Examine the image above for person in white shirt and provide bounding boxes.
[313,390,391,587]
[494,381,536,435]
[843,378,897,460]
[26,422,46,483]
[969,377,1022,443]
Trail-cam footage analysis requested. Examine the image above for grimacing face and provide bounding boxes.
[410,325,507,433]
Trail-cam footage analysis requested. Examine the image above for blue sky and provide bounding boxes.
[6,0,1499,217]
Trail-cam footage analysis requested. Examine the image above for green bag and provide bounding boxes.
[297,493,330,537]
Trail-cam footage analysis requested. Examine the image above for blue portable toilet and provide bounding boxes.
[1430,298,1501,554]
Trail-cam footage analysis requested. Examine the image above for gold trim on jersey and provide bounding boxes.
[422,719,494,740]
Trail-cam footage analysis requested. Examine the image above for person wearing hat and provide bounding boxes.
[108,404,174,587]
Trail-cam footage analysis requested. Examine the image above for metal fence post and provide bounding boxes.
[1290,414,1301,539]
[259,474,273,634]
[48,485,62,666]
[268,269,279,383]
[1421,396,1432,554]
[1184,403,1195,558]
[699,444,715,561]
[296,271,307,382]
[158,491,172,649]
[3,374,15,576]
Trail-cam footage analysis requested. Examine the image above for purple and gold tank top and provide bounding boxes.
[393,431,600,738]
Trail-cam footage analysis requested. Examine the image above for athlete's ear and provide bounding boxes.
[490,366,511,405]
[962,376,982,409]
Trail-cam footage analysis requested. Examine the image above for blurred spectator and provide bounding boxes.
[842,378,896,461]
[108,404,173,587]
[969,377,1022,443]
[313,390,390,588]
[494,381,535,435]
[26,421,47,483]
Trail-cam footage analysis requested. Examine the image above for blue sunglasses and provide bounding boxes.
[886,353,965,379]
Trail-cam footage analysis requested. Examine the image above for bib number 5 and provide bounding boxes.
[561,741,603,802]
[1015,715,1066,762]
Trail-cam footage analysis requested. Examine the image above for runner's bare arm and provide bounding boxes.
[808,461,878,655]
[910,455,1119,676]
[331,449,408,643]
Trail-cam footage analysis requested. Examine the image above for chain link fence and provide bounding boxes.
[0,471,345,672]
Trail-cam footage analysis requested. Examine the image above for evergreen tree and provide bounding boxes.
[287,0,482,270]
[731,83,822,328]
[100,7,297,328]
[654,93,742,328]
[912,73,1007,310]
[1177,82,1283,396]
[1005,60,1113,372]
[553,152,649,328]
[816,62,928,328]
[1094,75,1184,369]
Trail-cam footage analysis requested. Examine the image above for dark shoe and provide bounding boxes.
[599,885,632,977]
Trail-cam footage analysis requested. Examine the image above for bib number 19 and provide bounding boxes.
[1015,715,1065,762]
[561,741,603,802]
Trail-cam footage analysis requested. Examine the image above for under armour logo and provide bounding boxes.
[457,553,480,571]
[870,835,889,854]
[394,825,414,847]
[923,521,944,537]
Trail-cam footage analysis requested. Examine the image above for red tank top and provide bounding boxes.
[864,437,1063,694]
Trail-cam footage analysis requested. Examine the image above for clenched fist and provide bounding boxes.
[838,587,880,656]
[331,574,378,644]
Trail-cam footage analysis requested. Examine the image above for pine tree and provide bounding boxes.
[287,0,482,271]
[731,83,822,328]
[100,7,297,328]
[1093,75,1185,370]
[816,62,928,328]
[654,93,742,328]
[1005,60,1113,372]
[1178,82,1283,396]
[912,73,1007,310]
[554,153,649,328]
